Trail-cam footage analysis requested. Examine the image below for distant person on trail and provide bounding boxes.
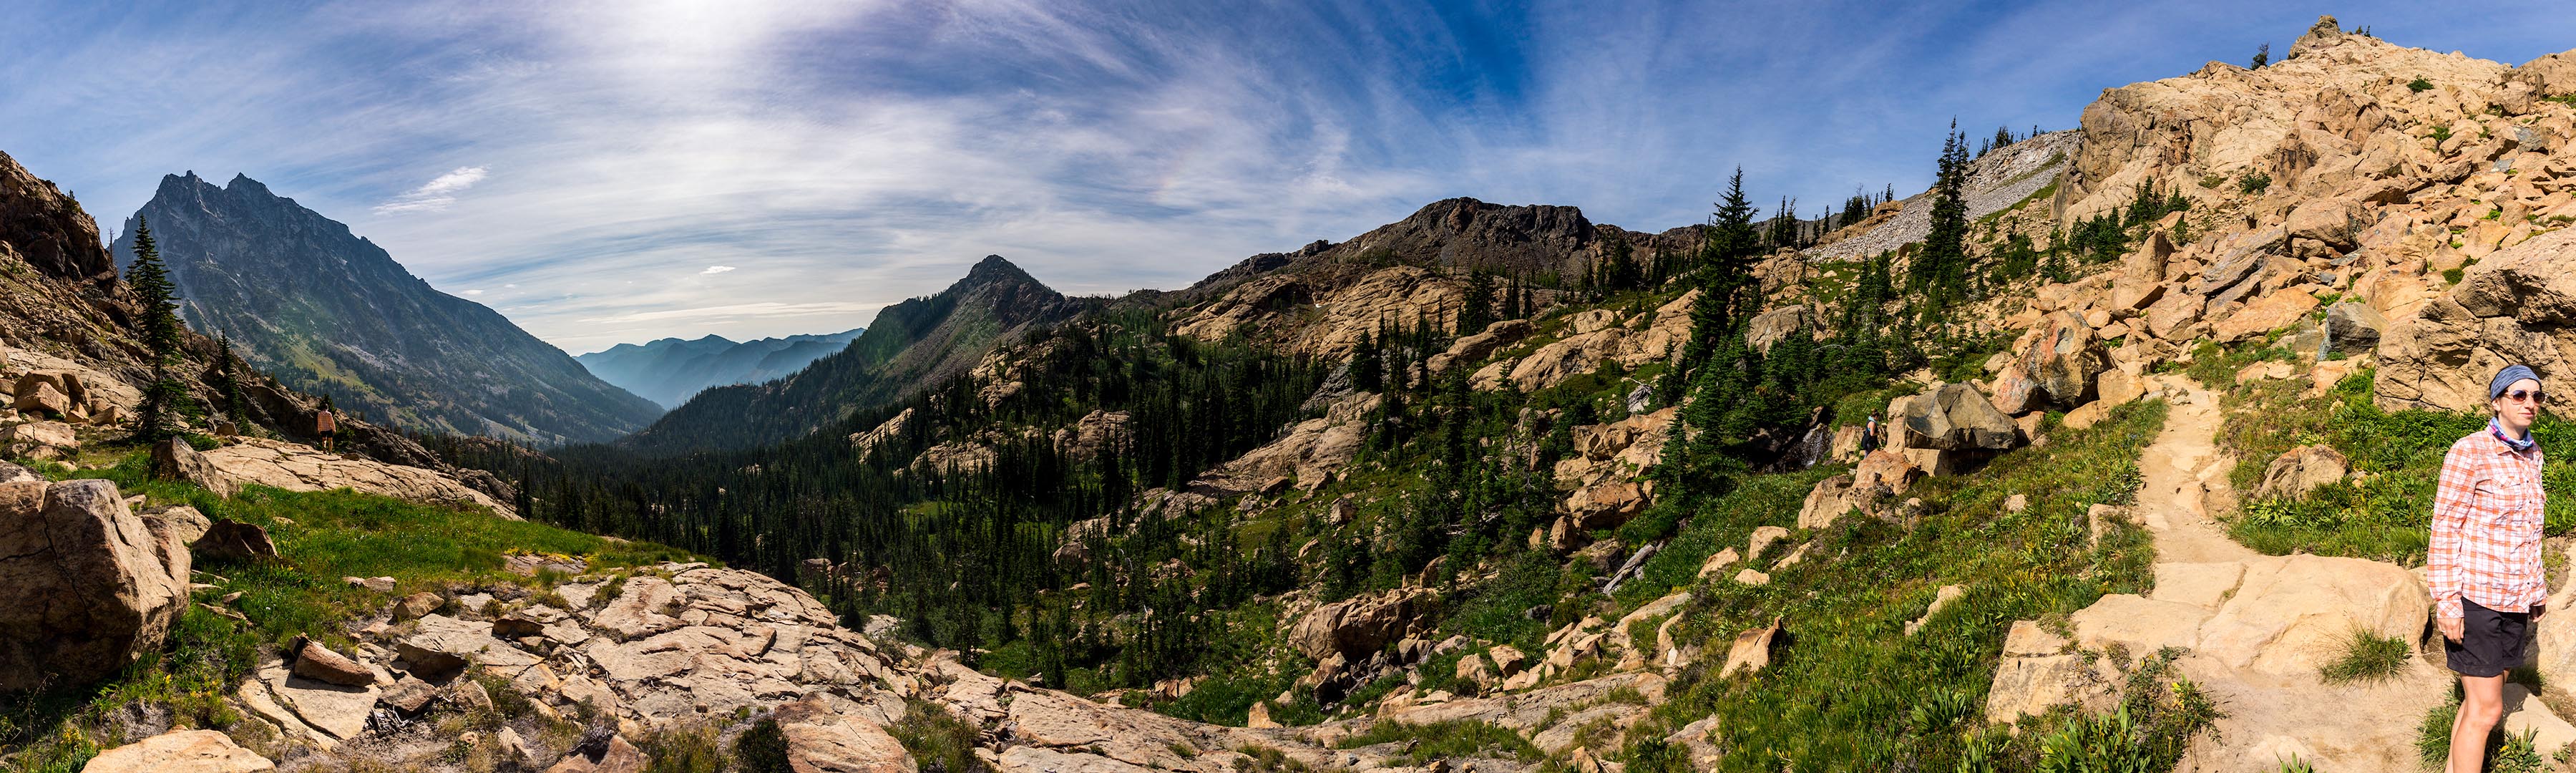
[1860,412,1880,454]
[2431,364,2547,773]
[316,399,337,453]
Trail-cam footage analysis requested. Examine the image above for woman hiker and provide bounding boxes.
[316,397,337,453]
[2431,364,2548,772]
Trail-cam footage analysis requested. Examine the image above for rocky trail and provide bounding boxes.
[1989,377,2576,771]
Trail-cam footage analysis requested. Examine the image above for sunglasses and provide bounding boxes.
[2502,389,2547,404]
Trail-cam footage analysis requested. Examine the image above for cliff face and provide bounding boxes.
[619,255,1078,454]
[117,172,665,445]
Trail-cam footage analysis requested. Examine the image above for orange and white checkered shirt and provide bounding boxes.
[2429,427,2547,620]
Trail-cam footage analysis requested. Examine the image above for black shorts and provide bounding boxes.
[2446,598,2534,678]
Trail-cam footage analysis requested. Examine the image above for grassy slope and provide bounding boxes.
[1621,399,2173,770]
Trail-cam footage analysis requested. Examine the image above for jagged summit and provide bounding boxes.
[118,172,665,444]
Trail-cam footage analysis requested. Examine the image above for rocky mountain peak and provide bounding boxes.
[1327,197,1597,276]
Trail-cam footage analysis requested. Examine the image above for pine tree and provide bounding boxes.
[1351,329,1382,393]
[213,333,248,421]
[1913,120,1974,309]
[127,216,189,440]
[1460,271,1496,334]
[2251,42,2270,69]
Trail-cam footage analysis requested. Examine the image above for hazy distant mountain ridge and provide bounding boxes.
[577,329,864,409]
[116,172,665,444]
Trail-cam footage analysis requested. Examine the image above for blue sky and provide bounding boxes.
[4,1,2571,353]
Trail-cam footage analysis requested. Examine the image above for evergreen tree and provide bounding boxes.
[1911,120,1974,309]
[1460,271,1496,334]
[1350,328,1382,394]
[2251,42,2270,69]
[127,217,189,440]
[213,333,248,421]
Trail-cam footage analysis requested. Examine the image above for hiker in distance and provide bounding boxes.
[2431,364,2548,773]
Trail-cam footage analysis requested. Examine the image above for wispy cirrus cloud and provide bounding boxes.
[699,266,736,275]
[4,1,2574,354]
[373,166,489,215]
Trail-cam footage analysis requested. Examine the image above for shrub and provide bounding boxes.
[2237,170,2272,195]
[889,699,987,773]
[2318,627,2410,684]
[2409,76,2434,93]
[2431,125,2454,143]
[731,718,790,773]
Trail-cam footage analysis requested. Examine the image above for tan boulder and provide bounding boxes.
[1994,312,2107,412]
[0,419,75,453]
[1984,654,2105,724]
[0,480,189,691]
[150,437,238,497]
[2069,594,2211,659]
[1719,619,1781,678]
[1695,548,1741,579]
[1562,481,1646,530]
[1286,586,1438,661]
[2094,369,2148,407]
[771,694,918,773]
[2284,197,2372,251]
[1507,330,1626,392]
[2211,289,2321,341]
[2142,291,2205,341]
[2254,444,2348,500]
[1429,319,1534,372]
[291,641,373,687]
[1745,306,1814,353]
[79,729,273,773]
[1851,449,1922,495]
[1895,384,2021,452]
[192,520,278,564]
[1795,475,1861,531]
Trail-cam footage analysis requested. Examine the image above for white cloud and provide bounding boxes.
[464,288,484,295]
[700,266,736,275]
[373,166,490,215]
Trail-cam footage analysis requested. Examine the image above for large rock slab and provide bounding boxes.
[80,729,274,773]
[2195,555,2426,676]
[197,438,517,518]
[0,480,189,691]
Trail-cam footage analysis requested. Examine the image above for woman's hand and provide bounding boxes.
[2440,616,2464,643]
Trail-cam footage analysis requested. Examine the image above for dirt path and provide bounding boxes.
[2134,376,2260,565]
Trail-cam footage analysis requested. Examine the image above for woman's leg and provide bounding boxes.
[2450,672,2507,772]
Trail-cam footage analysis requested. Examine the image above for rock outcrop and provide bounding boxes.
[0,479,189,691]
[1287,587,1439,662]
[198,438,517,518]
[2378,229,2576,412]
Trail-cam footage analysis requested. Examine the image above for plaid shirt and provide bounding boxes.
[2429,427,2547,619]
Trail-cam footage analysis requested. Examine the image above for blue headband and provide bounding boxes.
[2492,364,2540,400]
